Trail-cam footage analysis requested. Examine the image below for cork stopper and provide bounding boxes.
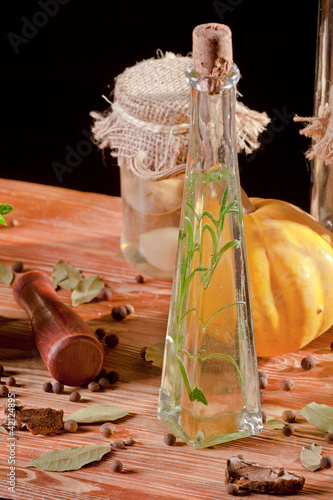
[192,23,233,77]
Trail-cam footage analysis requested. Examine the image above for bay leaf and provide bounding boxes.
[145,342,165,368]
[63,404,129,423]
[0,425,9,434]
[71,275,104,306]
[0,264,14,285]
[265,415,285,429]
[52,260,82,290]
[0,203,13,226]
[298,402,333,432]
[300,443,322,471]
[28,443,111,472]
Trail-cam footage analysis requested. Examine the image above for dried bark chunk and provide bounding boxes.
[17,408,64,435]
[225,456,305,495]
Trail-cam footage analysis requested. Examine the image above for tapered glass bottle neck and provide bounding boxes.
[186,63,240,175]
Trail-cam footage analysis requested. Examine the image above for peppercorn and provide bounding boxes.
[124,304,134,315]
[163,433,176,446]
[110,460,123,472]
[43,381,53,393]
[105,334,119,348]
[125,437,136,446]
[99,287,112,301]
[261,410,267,424]
[320,456,333,469]
[259,376,268,389]
[227,483,239,496]
[301,356,316,371]
[324,432,333,444]
[88,381,100,392]
[112,439,125,449]
[105,371,119,384]
[111,306,128,322]
[0,365,4,376]
[53,381,65,394]
[282,424,295,437]
[97,377,110,389]
[64,419,78,433]
[282,409,296,423]
[280,378,294,391]
[100,422,116,438]
[7,376,16,387]
[12,261,23,273]
[0,385,8,397]
[69,391,81,402]
[95,328,106,340]
[135,274,144,283]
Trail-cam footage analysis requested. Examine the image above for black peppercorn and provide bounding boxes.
[105,334,119,348]
[111,306,128,322]
[301,356,316,370]
[110,460,123,472]
[163,433,176,446]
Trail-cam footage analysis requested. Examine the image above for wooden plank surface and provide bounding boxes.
[0,178,333,500]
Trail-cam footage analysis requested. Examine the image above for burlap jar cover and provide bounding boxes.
[90,52,270,182]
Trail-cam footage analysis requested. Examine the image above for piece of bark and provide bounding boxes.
[192,23,233,77]
[16,408,64,435]
[225,457,305,495]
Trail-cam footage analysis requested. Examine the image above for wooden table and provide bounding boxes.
[0,178,332,500]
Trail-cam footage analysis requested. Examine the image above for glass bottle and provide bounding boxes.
[311,0,333,230]
[157,62,262,449]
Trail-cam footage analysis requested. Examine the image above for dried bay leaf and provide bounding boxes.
[298,402,333,432]
[0,425,9,434]
[145,342,165,368]
[265,415,285,429]
[0,264,14,285]
[52,260,82,290]
[300,443,322,471]
[71,275,104,306]
[28,443,111,472]
[63,405,129,423]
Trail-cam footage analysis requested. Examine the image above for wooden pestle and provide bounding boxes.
[13,270,104,386]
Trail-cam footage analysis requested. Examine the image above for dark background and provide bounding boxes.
[1,0,318,211]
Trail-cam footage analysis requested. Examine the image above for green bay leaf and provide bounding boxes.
[52,260,82,290]
[300,443,322,471]
[28,443,110,472]
[265,415,285,429]
[63,404,129,423]
[298,402,333,432]
[145,342,165,368]
[71,275,104,306]
[0,264,14,285]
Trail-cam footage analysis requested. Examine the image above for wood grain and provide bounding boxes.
[0,178,333,500]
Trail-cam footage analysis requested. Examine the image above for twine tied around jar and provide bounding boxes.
[90,52,270,181]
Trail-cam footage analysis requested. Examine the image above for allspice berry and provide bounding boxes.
[88,381,100,392]
[97,377,110,389]
[105,334,119,348]
[105,371,119,384]
[282,409,296,423]
[99,287,112,301]
[111,306,128,322]
[95,328,106,340]
[112,439,125,449]
[12,261,23,273]
[53,381,65,394]
[135,274,144,283]
[110,460,123,472]
[124,304,134,315]
[69,391,81,402]
[7,376,16,387]
[280,379,294,391]
[163,433,176,446]
[324,432,333,444]
[282,424,295,437]
[258,370,267,381]
[100,422,116,438]
[43,381,53,393]
[0,385,8,397]
[259,376,268,389]
[301,356,316,371]
[227,483,239,496]
[64,419,78,433]
[125,437,136,446]
[320,456,333,469]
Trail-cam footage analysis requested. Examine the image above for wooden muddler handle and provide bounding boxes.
[13,270,104,386]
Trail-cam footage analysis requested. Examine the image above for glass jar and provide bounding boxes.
[120,160,184,280]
